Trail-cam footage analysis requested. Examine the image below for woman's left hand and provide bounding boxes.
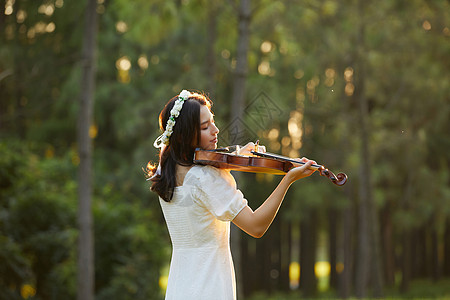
[285,157,317,183]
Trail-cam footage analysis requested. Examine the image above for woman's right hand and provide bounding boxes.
[285,157,317,183]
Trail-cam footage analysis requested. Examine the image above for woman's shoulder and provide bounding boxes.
[188,164,223,179]
[188,165,234,182]
[187,165,235,188]
[183,165,220,190]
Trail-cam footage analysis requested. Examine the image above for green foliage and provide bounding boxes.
[0,235,31,300]
[0,141,77,298]
[0,140,167,299]
[94,184,166,300]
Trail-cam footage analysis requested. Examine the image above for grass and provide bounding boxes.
[245,278,450,300]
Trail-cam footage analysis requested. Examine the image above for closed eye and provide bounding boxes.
[201,118,215,130]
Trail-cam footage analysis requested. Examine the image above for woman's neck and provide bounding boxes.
[175,164,192,186]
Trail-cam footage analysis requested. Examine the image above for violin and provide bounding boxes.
[193,146,347,186]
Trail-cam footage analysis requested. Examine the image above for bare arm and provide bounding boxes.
[232,159,315,238]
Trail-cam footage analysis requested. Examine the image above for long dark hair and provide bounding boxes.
[145,92,212,202]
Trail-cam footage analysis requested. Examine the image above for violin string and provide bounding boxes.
[250,151,323,169]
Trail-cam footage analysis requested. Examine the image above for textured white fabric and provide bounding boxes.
[159,165,248,300]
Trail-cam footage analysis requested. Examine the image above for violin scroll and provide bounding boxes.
[318,166,347,186]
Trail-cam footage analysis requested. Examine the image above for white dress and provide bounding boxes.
[159,165,248,300]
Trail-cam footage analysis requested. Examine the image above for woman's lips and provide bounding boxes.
[211,138,217,143]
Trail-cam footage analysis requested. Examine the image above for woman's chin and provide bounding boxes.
[199,140,218,150]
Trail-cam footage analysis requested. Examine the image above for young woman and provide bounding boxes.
[146,90,316,300]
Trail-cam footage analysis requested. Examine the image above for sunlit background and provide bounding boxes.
[1,0,449,299]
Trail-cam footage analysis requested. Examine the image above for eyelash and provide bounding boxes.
[202,120,215,130]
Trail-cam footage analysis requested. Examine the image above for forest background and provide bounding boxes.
[1,0,449,299]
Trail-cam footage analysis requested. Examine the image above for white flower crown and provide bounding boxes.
[153,90,191,149]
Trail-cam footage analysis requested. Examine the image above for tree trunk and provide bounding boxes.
[328,207,338,290]
[0,0,5,27]
[230,0,251,298]
[443,217,450,277]
[338,197,353,299]
[280,219,291,291]
[354,0,384,297]
[430,217,440,281]
[262,231,272,291]
[400,231,411,293]
[411,227,426,279]
[268,216,281,293]
[299,210,317,297]
[10,4,25,138]
[381,203,395,286]
[206,0,217,97]
[230,0,250,117]
[337,60,355,299]
[241,234,251,297]
[77,1,98,299]
[400,171,414,292]
[353,30,370,300]
[254,236,265,292]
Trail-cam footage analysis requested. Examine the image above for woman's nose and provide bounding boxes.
[212,123,219,134]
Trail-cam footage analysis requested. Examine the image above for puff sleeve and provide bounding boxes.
[186,166,248,222]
